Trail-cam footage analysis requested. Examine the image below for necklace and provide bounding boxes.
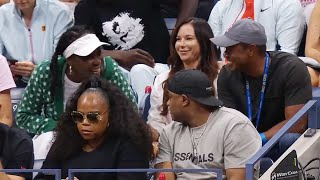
[189,112,213,163]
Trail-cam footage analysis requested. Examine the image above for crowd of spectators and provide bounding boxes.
[0,0,318,179]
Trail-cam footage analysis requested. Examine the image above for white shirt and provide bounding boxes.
[63,74,81,109]
[208,0,305,55]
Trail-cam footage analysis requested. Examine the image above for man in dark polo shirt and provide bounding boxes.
[212,19,312,161]
[0,122,34,180]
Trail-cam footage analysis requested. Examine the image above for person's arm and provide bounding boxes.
[0,90,13,126]
[224,122,261,180]
[305,1,320,62]
[104,57,137,103]
[226,168,245,180]
[15,63,57,135]
[264,104,307,140]
[217,67,237,109]
[264,60,312,140]
[102,49,155,70]
[175,0,198,27]
[154,162,176,180]
[154,129,176,180]
[147,72,169,141]
[275,0,305,54]
[52,3,74,50]
[0,161,25,180]
[10,61,35,77]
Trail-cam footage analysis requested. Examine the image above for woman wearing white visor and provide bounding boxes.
[15,25,135,136]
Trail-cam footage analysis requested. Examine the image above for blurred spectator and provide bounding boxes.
[59,0,79,13]
[0,0,73,87]
[16,26,135,135]
[0,122,34,180]
[147,18,220,142]
[301,0,317,25]
[160,0,219,26]
[35,77,151,180]
[154,70,261,180]
[214,19,312,161]
[0,0,9,6]
[0,55,15,126]
[74,0,170,104]
[305,1,320,86]
[208,0,304,56]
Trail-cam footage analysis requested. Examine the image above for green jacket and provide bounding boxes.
[16,56,135,135]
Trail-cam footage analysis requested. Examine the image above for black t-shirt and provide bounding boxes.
[37,137,149,180]
[74,0,170,64]
[160,0,219,20]
[0,123,34,179]
[217,51,312,132]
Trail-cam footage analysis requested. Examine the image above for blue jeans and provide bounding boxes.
[264,133,301,161]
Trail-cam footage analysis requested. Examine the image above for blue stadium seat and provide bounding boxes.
[260,157,274,177]
[142,93,151,122]
[10,88,25,118]
[164,18,177,34]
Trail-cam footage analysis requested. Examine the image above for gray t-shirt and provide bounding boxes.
[155,107,261,179]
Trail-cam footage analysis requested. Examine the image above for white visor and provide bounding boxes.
[62,34,109,59]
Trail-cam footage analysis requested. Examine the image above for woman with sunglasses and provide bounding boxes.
[15,25,135,136]
[35,76,152,180]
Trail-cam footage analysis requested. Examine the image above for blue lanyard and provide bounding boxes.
[245,53,270,129]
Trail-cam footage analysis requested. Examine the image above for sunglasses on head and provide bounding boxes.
[71,109,109,124]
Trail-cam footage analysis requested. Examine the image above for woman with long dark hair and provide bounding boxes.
[16,25,135,135]
[35,76,152,180]
[147,17,220,141]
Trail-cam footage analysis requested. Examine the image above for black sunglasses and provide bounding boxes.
[71,109,109,124]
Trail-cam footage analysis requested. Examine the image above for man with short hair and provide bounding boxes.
[154,69,261,180]
[212,18,312,161]
[208,0,304,55]
[0,122,34,180]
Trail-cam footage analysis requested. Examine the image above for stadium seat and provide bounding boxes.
[164,18,177,34]
[142,93,151,122]
[10,88,25,118]
[260,157,274,177]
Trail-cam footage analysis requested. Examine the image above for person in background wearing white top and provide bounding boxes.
[0,0,74,87]
[146,18,220,142]
[59,0,79,14]
[154,69,261,180]
[208,0,304,57]
[0,55,16,126]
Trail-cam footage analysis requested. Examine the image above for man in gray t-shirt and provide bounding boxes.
[154,69,261,180]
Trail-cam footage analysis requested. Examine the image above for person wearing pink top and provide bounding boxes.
[0,55,16,126]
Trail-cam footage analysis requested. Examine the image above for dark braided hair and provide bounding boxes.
[46,76,152,163]
[50,26,93,100]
